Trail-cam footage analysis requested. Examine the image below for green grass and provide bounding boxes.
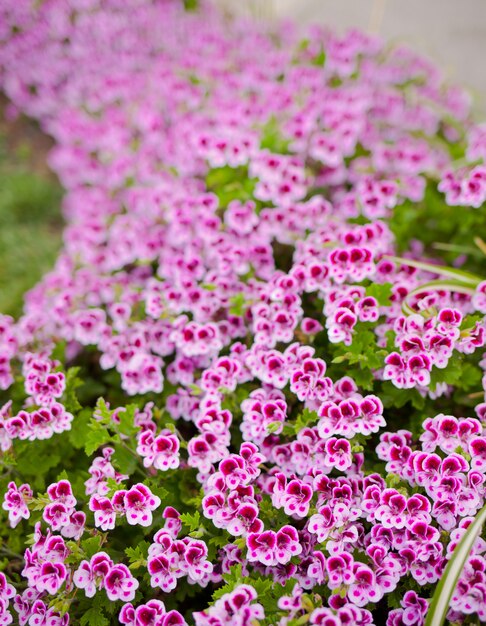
[0,132,63,317]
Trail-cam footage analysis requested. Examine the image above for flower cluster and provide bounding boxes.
[0,0,486,625]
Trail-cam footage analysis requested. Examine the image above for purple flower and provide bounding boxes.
[123,483,161,527]
[2,481,32,528]
[105,564,139,602]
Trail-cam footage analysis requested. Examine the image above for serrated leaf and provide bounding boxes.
[180,510,201,533]
[117,404,138,437]
[94,397,113,424]
[143,477,169,503]
[81,535,104,558]
[84,420,112,456]
[80,605,109,626]
[282,408,319,437]
[126,541,150,570]
[68,408,91,450]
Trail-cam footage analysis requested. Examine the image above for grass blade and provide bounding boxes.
[385,256,482,286]
[424,503,486,626]
[401,279,476,315]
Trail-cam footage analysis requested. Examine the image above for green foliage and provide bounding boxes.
[282,408,319,436]
[79,593,115,626]
[260,116,291,154]
[84,419,113,456]
[311,46,326,67]
[126,541,150,570]
[365,282,393,306]
[180,510,202,534]
[84,399,138,458]
[62,367,83,413]
[183,0,198,11]
[0,130,62,317]
[330,324,388,390]
[430,352,481,389]
[389,182,486,275]
[206,166,256,208]
[228,293,248,316]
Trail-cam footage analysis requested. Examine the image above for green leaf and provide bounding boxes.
[143,478,169,503]
[116,404,138,438]
[62,367,83,413]
[425,503,486,626]
[282,408,319,437]
[183,0,198,10]
[260,116,291,154]
[79,594,112,625]
[180,510,201,534]
[80,596,110,626]
[14,439,62,479]
[94,397,113,424]
[111,443,137,475]
[311,46,326,67]
[68,408,91,450]
[365,282,393,306]
[84,420,112,456]
[81,535,104,559]
[429,352,465,388]
[126,541,150,570]
[212,564,243,601]
[228,293,247,317]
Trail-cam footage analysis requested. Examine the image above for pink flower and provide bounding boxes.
[89,495,116,530]
[275,526,302,564]
[348,564,382,607]
[105,564,139,602]
[247,530,278,566]
[36,562,67,595]
[2,481,32,528]
[124,483,161,527]
[148,555,177,592]
[184,540,213,582]
[282,479,313,518]
[324,438,352,471]
[73,552,114,597]
[290,358,333,403]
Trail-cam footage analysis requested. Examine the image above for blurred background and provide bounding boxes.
[1,0,486,317]
[219,0,486,111]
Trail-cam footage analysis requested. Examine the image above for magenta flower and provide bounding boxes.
[247,530,278,566]
[148,555,177,592]
[324,438,352,471]
[290,358,333,402]
[105,564,139,602]
[348,564,382,607]
[184,540,213,582]
[275,526,302,564]
[2,481,32,528]
[89,495,116,530]
[375,489,409,529]
[36,562,67,595]
[123,483,161,527]
[74,552,110,598]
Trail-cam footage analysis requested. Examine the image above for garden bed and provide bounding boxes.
[0,1,486,625]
